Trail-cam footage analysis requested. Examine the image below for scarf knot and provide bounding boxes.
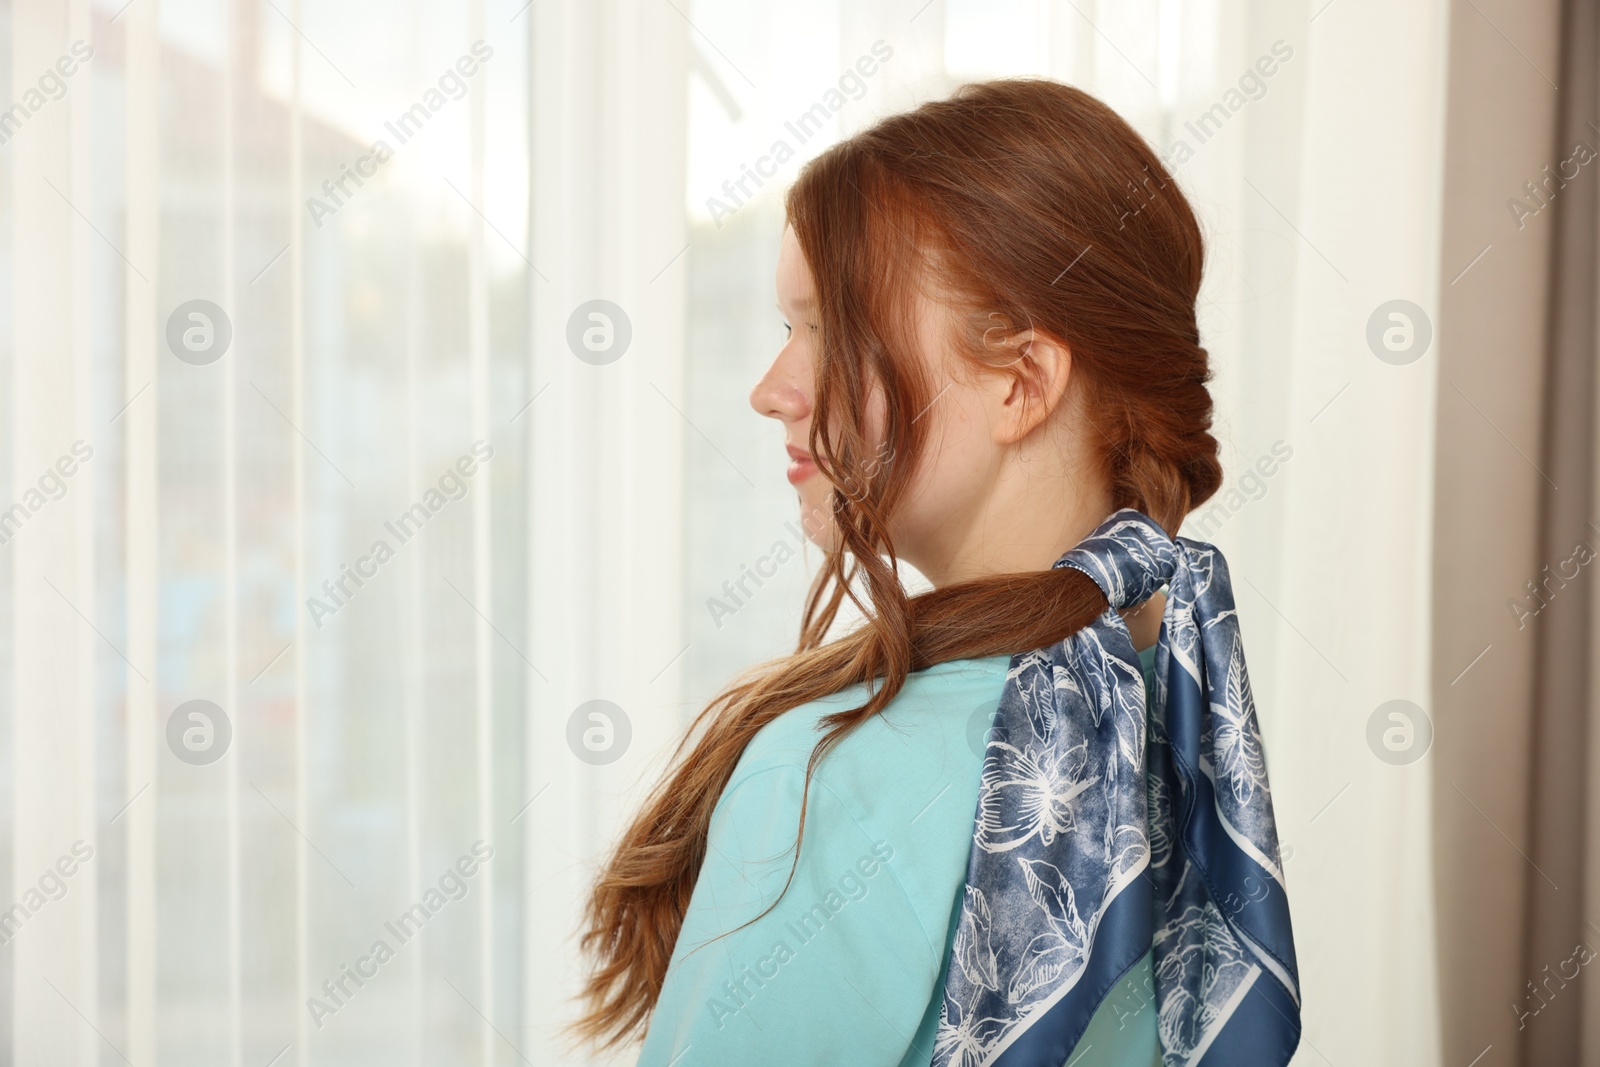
[1055,514,1178,610]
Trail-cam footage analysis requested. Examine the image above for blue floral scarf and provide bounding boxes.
[933,509,1301,1066]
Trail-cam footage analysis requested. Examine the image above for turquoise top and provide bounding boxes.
[637,646,1163,1066]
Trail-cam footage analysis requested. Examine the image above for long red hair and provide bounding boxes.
[573,78,1221,1048]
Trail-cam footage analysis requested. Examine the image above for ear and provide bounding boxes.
[989,329,1073,446]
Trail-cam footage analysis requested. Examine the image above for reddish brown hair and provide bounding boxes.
[573,78,1221,1048]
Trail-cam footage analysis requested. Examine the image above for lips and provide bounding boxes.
[785,443,816,485]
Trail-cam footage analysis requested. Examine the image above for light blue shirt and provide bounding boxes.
[638,647,1162,1066]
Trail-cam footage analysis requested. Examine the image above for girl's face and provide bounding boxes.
[750,226,1024,578]
[749,225,847,549]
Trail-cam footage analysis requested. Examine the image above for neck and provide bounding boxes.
[903,452,1113,590]
[896,459,1169,648]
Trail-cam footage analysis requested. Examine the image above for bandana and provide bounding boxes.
[933,509,1301,1066]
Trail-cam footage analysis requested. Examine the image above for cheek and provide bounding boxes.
[860,385,890,459]
[906,398,989,503]
[885,400,994,549]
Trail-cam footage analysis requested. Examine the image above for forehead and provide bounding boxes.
[775,226,816,309]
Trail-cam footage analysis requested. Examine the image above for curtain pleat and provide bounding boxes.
[1525,0,1600,1063]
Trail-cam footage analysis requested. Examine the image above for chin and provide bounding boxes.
[795,490,836,549]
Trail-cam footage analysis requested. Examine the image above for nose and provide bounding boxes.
[748,341,812,425]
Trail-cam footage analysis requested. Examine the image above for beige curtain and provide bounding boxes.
[1433,0,1600,1063]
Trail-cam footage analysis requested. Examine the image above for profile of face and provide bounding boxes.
[749,226,850,548]
[750,225,1099,587]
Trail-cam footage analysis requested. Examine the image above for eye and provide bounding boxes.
[783,321,792,338]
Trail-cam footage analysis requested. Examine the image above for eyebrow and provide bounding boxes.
[776,297,817,315]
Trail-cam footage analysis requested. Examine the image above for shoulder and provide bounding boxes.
[720,654,1013,825]
[704,655,1012,953]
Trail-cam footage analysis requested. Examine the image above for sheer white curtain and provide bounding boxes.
[0,0,1445,1064]
[7,0,541,1063]
[521,1,688,1063]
